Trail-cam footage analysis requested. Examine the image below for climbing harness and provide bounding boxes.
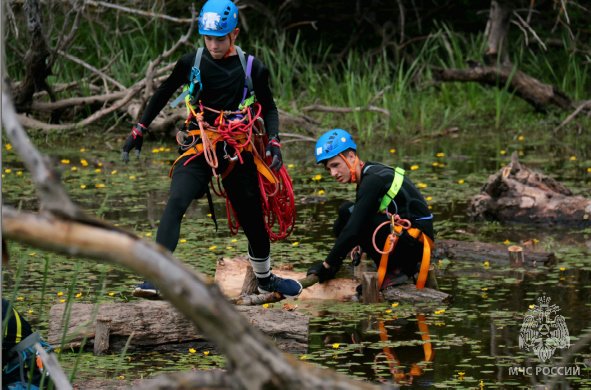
[369,166,433,289]
[169,46,295,241]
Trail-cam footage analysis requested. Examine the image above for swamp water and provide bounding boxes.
[2,126,590,389]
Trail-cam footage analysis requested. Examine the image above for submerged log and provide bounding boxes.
[468,153,591,226]
[382,284,450,303]
[48,301,308,354]
[434,239,555,267]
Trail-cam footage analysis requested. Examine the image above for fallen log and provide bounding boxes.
[468,152,591,226]
[434,239,556,267]
[433,64,572,112]
[48,301,308,354]
[216,257,449,304]
[382,284,450,303]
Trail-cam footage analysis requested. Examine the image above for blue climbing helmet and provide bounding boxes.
[198,0,239,36]
[315,128,357,164]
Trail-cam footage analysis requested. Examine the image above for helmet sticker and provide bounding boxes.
[316,147,323,156]
[201,12,221,30]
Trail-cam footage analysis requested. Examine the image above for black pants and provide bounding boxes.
[334,202,432,278]
[156,146,270,258]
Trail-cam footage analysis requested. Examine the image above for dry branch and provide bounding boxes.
[433,64,573,112]
[302,103,390,117]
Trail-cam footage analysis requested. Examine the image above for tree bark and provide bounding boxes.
[433,64,573,112]
[49,301,309,354]
[468,153,591,226]
[484,0,513,65]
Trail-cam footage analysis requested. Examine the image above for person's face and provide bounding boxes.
[324,151,355,183]
[203,29,239,59]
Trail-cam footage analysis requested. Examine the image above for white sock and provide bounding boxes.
[248,254,271,279]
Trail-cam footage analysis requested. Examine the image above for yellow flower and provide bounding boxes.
[483,260,490,268]
[71,166,78,172]
[79,148,86,152]
[111,170,118,175]
[425,196,432,201]
[108,292,116,296]
[458,371,465,380]
[391,302,399,308]
[569,155,577,161]
[16,296,24,301]
[61,159,70,164]
[129,175,136,180]
[292,242,299,246]
[299,354,308,360]
[80,159,88,167]
[5,143,12,151]
[529,304,535,309]
[231,239,238,243]
[517,135,525,141]
[27,309,34,315]
[432,162,439,167]
[389,148,396,154]
[117,375,125,380]
[80,184,86,189]
[500,150,507,155]
[95,183,106,188]
[332,343,340,349]
[4,168,11,174]
[434,309,446,315]
[226,246,233,250]
[587,167,591,173]
[503,239,511,245]
[481,287,488,291]
[410,164,419,171]
[57,291,64,297]
[262,303,269,309]
[179,239,187,243]
[288,164,295,169]
[203,350,210,356]
[559,267,566,271]
[145,232,152,237]
[417,182,427,189]
[317,189,325,196]
[385,309,392,314]
[59,299,66,303]
[16,171,22,176]
[75,292,83,298]
[207,213,212,217]
[189,348,196,354]
[312,174,322,181]
[436,152,445,158]
[98,162,103,167]
[209,245,217,251]
[457,179,465,184]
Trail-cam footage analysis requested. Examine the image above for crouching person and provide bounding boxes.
[307,129,434,293]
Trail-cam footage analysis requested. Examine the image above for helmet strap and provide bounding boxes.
[338,153,361,183]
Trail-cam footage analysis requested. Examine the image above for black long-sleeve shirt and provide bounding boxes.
[140,48,279,137]
[325,162,434,267]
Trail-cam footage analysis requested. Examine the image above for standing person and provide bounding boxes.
[122,0,301,299]
[307,129,434,292]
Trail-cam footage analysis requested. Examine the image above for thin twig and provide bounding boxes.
[85,0,193,23]
[58,50,126,90]
[554,100,591,131]
[302,103,390,117]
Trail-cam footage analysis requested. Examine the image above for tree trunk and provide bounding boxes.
[484,0,513,65]
[469,153,591,226]
[49,301,309,354]
[13,0,54,111]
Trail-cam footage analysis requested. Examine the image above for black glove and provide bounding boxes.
[122,123,146,163]
[307,261,340,283]
[266,135,283,171]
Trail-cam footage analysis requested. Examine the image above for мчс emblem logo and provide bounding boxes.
[519,295,570,362]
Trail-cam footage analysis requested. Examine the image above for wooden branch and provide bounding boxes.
[85,0,193,24]
[433,64,573,111]
[554,99,591,131]
[58,50,125,90]
[34,343,73,390]
[302,103,390,117]
[1,207,378,390]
